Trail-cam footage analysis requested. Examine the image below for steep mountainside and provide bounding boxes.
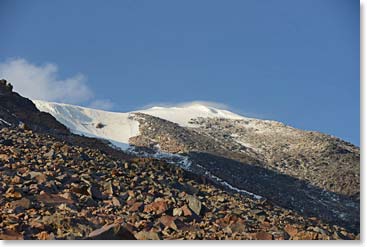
[32,99,360,232]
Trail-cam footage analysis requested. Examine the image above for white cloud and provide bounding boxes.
[89,99,114,111]
[0,58,96,105]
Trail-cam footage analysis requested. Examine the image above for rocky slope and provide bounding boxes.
[0,127,359,240]
[0,79,360,239]
[128,113,360,232]
[190,117,359,198]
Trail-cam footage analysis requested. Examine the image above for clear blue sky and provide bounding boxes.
[0,0,360,145]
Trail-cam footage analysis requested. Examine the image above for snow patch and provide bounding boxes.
[33,100,140,150]
[195,164,263,200]
[127,147,192,170]
[0,118,11,126]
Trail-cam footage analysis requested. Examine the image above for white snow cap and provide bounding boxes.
[138,102,245,127]
[33,100,247,149]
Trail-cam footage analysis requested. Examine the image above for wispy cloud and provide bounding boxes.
[0,58,114,110]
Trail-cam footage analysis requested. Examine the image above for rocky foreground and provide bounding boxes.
[0,127,359,240]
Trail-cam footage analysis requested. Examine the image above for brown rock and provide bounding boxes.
[36,231,55,240]
[29,220,45,230]
[37,192,74,205]
[186,195,202,215]
[43,149,55,159]
[253,231,273,240]
[129,202,143,212]
[88,224,136,240]
[103,181,113,196]
[173,207,183,216]
[71,184,90,196]
[295,231,318,240]
[112,197,121,206]
[284,224,298,237]
[127,190,135,197]
[0,153,9,162]
[230,222,246,233]
[10,175,21,184]
[181,204,192,216]
[5,187,22,199]
[29,171,47,183]
[143,199,168,214]
[0,229,24,240]
[134,230,161,240]
[159,215,177,230]
[11,198,31,209]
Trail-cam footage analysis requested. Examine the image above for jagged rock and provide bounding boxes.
[173,208,183,216]
[112,197,121,206]
[293,231,318,240]
[284,224,298,237]
[143,199,168,214]
[186,195,202,215]
[181,204,192,216]
[252,231,273,240]
[134,230,161,240]
[37,192,74,205]
[10,175,22,184]
[87,224,136,240]
[89,185,105,200]
[230,222,246,233]
[0,230,24,240]
[71,184,90,196]
[128,202,143,212]
[103,181,113,196]
[43,149,55,159]
[36,231,55,240]
[11,198,31,209]
[4,187,22,199]
[29,171,47,183]
[0,153,10,162]
[159,215,177,230]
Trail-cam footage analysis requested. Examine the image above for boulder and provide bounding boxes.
[87,224,136,240]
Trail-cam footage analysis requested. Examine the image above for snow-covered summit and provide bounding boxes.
[139,103,245,127]
[33,100,246,149]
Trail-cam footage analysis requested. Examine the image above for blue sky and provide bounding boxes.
[0,0,360,145]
